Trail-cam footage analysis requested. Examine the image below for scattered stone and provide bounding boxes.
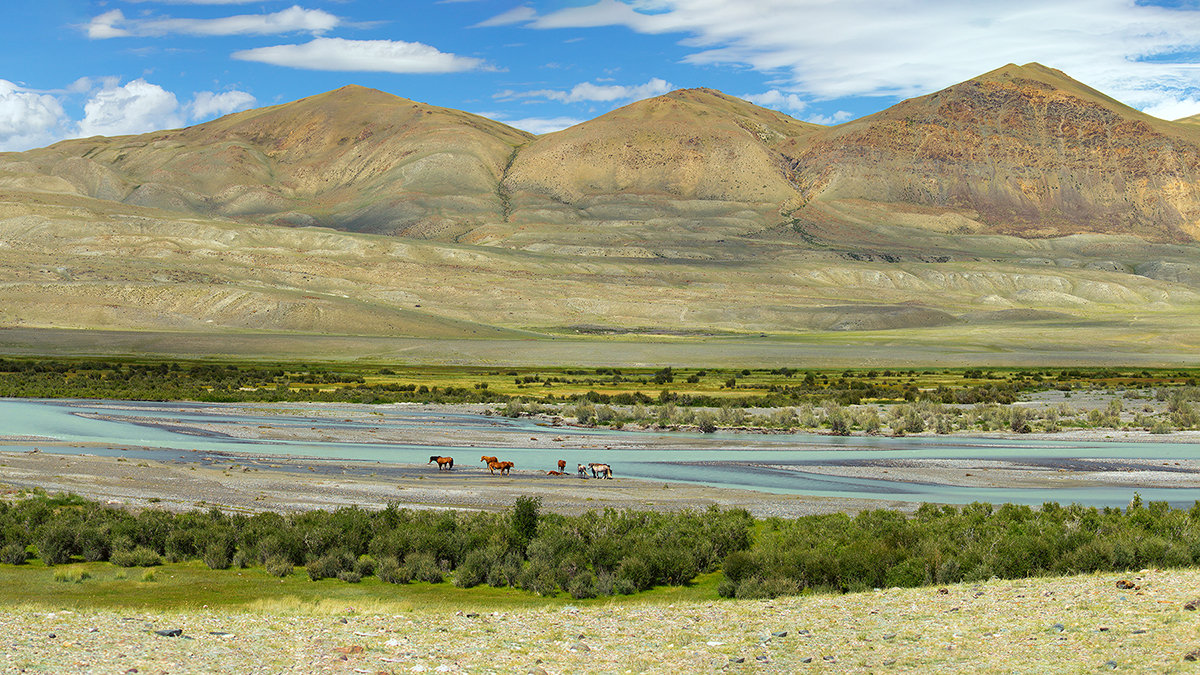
[569,642,590,652]
[883,659,896,666]
[527,668,548,675]
[1103,660,1118,669]
[797,629,811,636]
[823,655,836,662]
[937,588,948,595]
[1185,599,1200,611]
[48,633,56,638]
[729,657,745,663]
[465,613,479,618]
[335,645,364,654]
[208,631,232,636]
[1052,624,1065,632]
[1098,627,1109,632]
[1131,629,1148,635]
[755,655,769,662]
[883,633,896,640]
[1185,649,1200,662]
[153,629,182,637]
[1115,580,1137,590]
[771,631,787,638]
[800,657,813,664]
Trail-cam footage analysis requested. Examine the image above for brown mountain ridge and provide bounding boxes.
[3,62,1200,245]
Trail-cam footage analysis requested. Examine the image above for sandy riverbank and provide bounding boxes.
[0,448,898,518]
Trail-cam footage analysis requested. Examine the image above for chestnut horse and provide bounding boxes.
[428,455,454,470]
[486,460,503,475]
[556,459,567,472]
[480,455,498,465]
[498,461,514,475]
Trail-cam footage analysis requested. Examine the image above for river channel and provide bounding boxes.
[1,398,1198,508]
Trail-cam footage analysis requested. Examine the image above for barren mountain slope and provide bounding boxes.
[784,62,1200,242]
[0,86,533,238]
[484,88,821,246]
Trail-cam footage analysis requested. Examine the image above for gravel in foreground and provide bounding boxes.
[6,568,1200,673]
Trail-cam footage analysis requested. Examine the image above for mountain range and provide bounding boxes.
[0,62,1197,362]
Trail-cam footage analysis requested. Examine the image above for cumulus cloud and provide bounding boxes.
[739,89,807,114]
[0,80,68,151]
[77,79,184,138]
[187,90,256,121]
[497,77,674,103]
[86,5,338,39]
[509,0,1200,112]
[233,37,486,73]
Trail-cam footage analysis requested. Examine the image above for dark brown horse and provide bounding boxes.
[429,455,454,470]
[557,459,567,472]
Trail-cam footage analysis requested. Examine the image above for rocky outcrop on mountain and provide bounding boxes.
[785,63,1200,242]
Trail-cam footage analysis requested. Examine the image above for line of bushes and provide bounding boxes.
[4,492,1199,601]
[0,493,752,599]
[718,496,1200,598]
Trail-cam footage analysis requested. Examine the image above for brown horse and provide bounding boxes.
[486,460,503,475]
[429,455,454,470]
[589,463,612,479]
[556,459,567,472]
[480,455,498,465]
[498,461,514,476]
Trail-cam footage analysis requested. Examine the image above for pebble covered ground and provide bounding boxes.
[6,568,1200,673]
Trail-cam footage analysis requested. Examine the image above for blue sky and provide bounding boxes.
[4,0,1200,150]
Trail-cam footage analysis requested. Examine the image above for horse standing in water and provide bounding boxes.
[557,459,567,472]
[429,456,454,470]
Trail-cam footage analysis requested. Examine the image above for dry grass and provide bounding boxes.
[5,567,1200,673]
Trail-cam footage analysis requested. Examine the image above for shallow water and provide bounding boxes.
[2,398,1198,507]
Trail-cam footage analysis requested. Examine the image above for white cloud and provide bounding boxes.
[490,115,583,134]
[475,6,537,28]
[188,90,257,121]
[805,110,854,126]
[233,37,486,73]
[497,77,674,103]
[77,79,184,138]
[520,0,1200,112]
[86,5,338,39]
[87,10,129,39]
[739,89,807,114]
[0,80,68,151]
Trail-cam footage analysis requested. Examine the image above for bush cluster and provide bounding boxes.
[717,497,1200,598]
[0,493,751,598]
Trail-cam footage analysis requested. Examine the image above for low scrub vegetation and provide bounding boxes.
[2,492,1200,601]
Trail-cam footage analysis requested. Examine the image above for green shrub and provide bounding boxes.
[264,556,294,577]
[203,544,231,570]
[354,554,376,577]
[0,543,28,565]
[568,571,598,599]
[36,524,77,566]
[376,557,410,584]
[403,552,443,584]
[337,570,362,583]
[111,546,162,567]
[306,550,354,581]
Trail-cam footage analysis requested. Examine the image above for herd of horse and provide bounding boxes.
[426,455,613,479]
